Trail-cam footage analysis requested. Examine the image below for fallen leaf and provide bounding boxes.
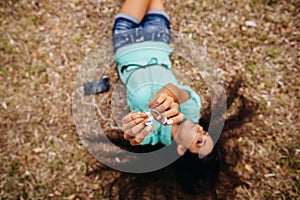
[258,82,265,89]
[68,194,76,200]
[285,27,292,33]
[33,147,43,153]
[264,173,275,178]
[245,164,254,173]
[76,180,84,186]
[79,193,88,199]
[262,167,269,174]
[91,184,100,190]
[245,20,257,27]
[54,190,62,196]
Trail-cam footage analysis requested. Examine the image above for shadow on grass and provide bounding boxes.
[85,77,258,200]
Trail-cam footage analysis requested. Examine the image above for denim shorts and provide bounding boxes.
[112,10,171,53]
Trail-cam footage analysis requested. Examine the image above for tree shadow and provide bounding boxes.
[85,76,258,199]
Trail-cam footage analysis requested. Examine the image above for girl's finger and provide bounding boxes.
[133,125,154,144]
[167,112,185,125]
[124,132,134,140]
[130,119,148,135]
[122,117,145,133]
[152,96,173,113]
[122,111,147,124]
[160,103,179,119]
[130,137,142,146]
[149,93,167,108]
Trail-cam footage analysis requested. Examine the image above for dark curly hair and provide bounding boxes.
[170,117,222,195]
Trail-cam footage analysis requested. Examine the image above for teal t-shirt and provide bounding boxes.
[114,41,202,146]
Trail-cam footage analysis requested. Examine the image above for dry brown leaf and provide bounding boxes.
[91,184,100,190]
[32,147,43,153]
[244,164,254,173]
[54,190,62,196]
[68,194,76,200]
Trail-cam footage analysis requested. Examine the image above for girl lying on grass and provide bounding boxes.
[113,0,214,158]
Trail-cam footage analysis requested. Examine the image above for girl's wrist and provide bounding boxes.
[163,83,190,104]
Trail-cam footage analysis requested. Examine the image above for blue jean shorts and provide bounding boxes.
[112,10,171,53]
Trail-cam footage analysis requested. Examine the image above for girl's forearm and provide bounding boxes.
[157,83,190,104]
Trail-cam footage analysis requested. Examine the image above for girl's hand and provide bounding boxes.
[149,93,184,125]
[121,111,154,146]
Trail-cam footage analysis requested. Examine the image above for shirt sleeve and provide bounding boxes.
[178,86,202,124]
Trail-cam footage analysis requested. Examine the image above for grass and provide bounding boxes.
[0,0,299,199]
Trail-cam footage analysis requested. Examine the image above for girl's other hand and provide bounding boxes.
[149,93,184,125]
[121,111,154,146]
